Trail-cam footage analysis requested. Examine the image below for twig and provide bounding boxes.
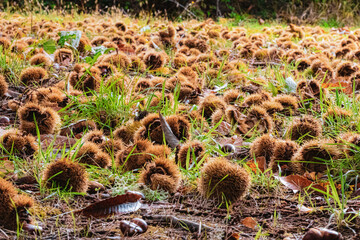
[142,214,214,233]
[167,0,198,19]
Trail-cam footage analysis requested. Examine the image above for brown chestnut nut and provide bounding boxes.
[302,228,343,240]
[302,228,322,240]
[120,218,148,237]
[0,116,10,124]
[221,144,235,153]
[120,220,143,237]
[131,218,148,233]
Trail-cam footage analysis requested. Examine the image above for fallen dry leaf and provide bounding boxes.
[297,204,313,213]
[159,112,180,149]
[75,191,144,218]
[241,217,257,229]
[246,156,266,173]
[40,134,77,150]
[216,121,232,136]
[276,175,327,193]
[217,135,243,147]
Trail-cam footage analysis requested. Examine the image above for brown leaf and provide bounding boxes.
[277,175,326,193]
[297,204,313,213]
[218,135,243,147]
[158,112,180,149]
[40,134,77,150]
[246,156,266,173]
[0,160,14,175]
[241,217,257,229]
[216,121,232,136]
[76,191,144,218]
[228,233,240,240]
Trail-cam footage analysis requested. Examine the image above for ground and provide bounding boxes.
[0,11,359,240]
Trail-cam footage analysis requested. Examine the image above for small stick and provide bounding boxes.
[142,214,214,233]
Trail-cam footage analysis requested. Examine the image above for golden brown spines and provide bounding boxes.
[286,115,322,141]
[115,139,153,171]
[83,130,106,145]
[0,177,34,230]
[291,139,340,173]
[19,67,48,85]
[176,140,205,168]
[18,103,61,135]
[198,94,227,119]
[43,158,89,193]
[269,140,299,172]
[139,157,181,193]
[198,158,251,203]
[143,51,167,70]
[250,134,277,164]
[54,48,74,64]
[0,74,8,97]
[74,142,111,168]
[0,128,38,157]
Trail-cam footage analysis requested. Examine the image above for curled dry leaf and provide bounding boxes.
[76,191,144,218]
[297,204,313,213]
[40,134,77,150]
[276,175,326,193]
[302,228,343,240]
[218,135,243,147]
[246,156,266,173]
[216,121,232,136]
[241,217,257,229]
[158,112,180,149]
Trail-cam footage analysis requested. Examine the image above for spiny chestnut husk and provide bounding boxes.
[273,94,298,115]
[0,177,34,230]
[286,115,322,142]
[116,140,170,171]
[29,53,52,67]
[0,74,8,97]
[54,48,74,64]
[100,139,124,156]
[69,66,101,92]
[83,130,106,145]
[42,158,89,193]
[135,113,191,144]
[60,120,97,137]
[291,139,341,174]
[0,128,38,157]
[27,87,67,108]
[250,134,277,164]
[323,107,352,122]
[238,106,273,137]
[337,133,360,157]
[18,103,61,135]
[74,142,111,168]
[19,67,48,85]
[139,157,181,193]
[113,121,143,144]
[269,139,299,173]
[198,94,227,119]
[223,89,242,105]
[143,51,166,70]
[176,140,206,168]
[198,158,251,203]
